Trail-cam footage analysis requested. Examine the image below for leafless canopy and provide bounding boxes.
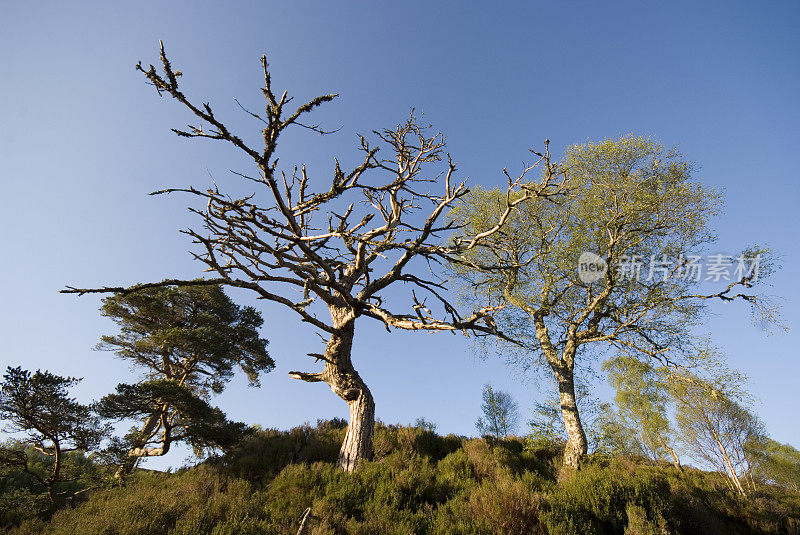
[63,43,564,345]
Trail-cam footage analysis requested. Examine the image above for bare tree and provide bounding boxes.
[62,43,562,471]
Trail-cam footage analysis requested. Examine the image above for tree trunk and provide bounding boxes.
[555,368,588,474]
[338,384,375,471]
[321,306,375,472]
[296,507,312,535]
[116,409,167,478]
[46,438,62,503]
[667,445,683,471]
[657,435,683,471]
[715,436,746,496]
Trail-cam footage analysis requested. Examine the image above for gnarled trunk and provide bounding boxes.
[556,367,588,474]
[320,307,375,472]
[338,383,375,471]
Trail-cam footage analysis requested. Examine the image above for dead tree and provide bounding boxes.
[63,43,563,471]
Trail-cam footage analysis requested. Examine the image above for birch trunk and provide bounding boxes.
[714,433,746,496]
[556,368,588,473]
[667,445,683,471]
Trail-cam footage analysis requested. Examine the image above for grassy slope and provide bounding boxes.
[7,421,800,535]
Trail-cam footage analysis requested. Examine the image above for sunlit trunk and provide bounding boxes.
[556,368,588,475]
[338,384,375,471]
[667,445,682,471]
[116,409,168,478]
[712,430,746,496]
[323,307,375,472]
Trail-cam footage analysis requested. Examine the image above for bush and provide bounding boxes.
[6,421,800,535]
[210,422,342,482]
[541,459,673,535]
[8,467,267,535]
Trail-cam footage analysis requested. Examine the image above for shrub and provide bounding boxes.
[7,421,800,535]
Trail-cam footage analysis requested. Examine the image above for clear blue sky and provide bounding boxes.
[1,1,798,469]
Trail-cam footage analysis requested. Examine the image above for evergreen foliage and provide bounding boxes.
[95,285,271,473]
[0,368,107,506]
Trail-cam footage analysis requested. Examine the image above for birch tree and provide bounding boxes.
[475,384,519,438]
[603,355,682,469]
[746,438,800,491]
[62,43,562,471]
[450,135,779,473]
[671,369,765,496]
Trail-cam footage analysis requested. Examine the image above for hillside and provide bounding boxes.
[5,420,799,535]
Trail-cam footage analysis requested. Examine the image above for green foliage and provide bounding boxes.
[211,421,343,481]
[591,405,646,458]
[450,134,737,354]
[98,284,273,392]
[4,420,800,535]
[746,438,800,491]
[96,285,272,470]
[10,421,799,535]
[0,367,108,508]
[373,423,462,463]
[671,368,765,491]
[448,134,780,471]
[0,368,106,458]
[542,459,673,535]
[98,380,248,454]
[602,355,677,461]
[10,467,269,535]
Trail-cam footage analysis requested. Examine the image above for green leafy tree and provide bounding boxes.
[603,355,681,469]
[0,367,107,504]
[592,404,646,457]
[745,437,800,491]
[95,284,272,476]
[450,134,778,472]
[476,384,519,438]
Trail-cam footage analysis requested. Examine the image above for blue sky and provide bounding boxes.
[1,1,798,469]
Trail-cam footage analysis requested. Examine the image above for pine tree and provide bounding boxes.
[0,367,107,504]
[95,284,272,476]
